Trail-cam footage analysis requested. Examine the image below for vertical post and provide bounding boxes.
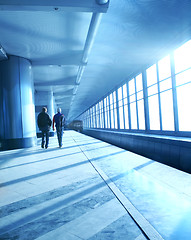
[115,89,120,129]
[134,77,139,129]
[108,95,111,129]
[156,63,162,130]
[126,81,132,130]
[142,70,150,131]
[102,98,106,128]
[171,53,179,132]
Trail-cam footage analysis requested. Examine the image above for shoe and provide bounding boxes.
[45,146,48,149]
[41,145,44,148]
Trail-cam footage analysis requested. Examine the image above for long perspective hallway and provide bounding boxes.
[0,131,191,240]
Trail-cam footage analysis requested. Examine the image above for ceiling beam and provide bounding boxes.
[55,95,73,100]
[0,0,109,13]
[73,12,102,95]
[0,45,7,60]
[32,51,84,66]
[34,77,76,86]
[54,89,74,96]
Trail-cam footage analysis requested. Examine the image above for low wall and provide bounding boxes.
[83,129,191,174]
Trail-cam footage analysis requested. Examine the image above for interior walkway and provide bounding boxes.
[0,130,191,240]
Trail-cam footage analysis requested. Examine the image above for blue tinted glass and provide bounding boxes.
[119,106,124,129]
[148,94,160,130]
[158,55,171,80]
[129,79,135,94]
[148,84,158,96]
[136,74,143,92]
[160,90,174,131]
[160,78,172,92]
[146,64,157,87]
[118,87,122,100]
[176,69,191,87]
[130,102,137,129]
[174,40,191,74]
[137,99,145,130]
[177,82,191,131]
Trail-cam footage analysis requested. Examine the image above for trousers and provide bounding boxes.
[56,127,63,147]
[41,130,49,148]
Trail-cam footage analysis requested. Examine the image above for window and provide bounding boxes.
[146,64,160,130]
[136,74,145,130]
[99,100,104,128]
[110,93,114,128]
[174,41,191,131]
[158,55,174,131]
[148,95,160,130]
[93,106,96,128]
[147,64,157,87]
[177,83,191,131]
[118,87,124,129]
[80,39,191,136]
[174,40,191,74]
[95,103,99,128]
[90,108,93,128]
[104,97,110,128]
[129,79,137,129]
[158,55,171,80]
[123,84,129,129]
[113,91,118,129]
[160,90,174,131]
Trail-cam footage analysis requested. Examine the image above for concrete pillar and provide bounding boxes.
[47,91,55,120]
[0,56,36,150]
[35,91,56,136]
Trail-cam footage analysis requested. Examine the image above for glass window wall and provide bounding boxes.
[79,39,191,136]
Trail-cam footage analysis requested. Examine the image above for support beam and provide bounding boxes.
[75,12,102,87]
[32,51,84,66]
[54,89,74,96]
[96,0,109,4]
[34,77,76,86]
[82,13,103,64]
[0,45,7,60]
[55,95,73,100]
[0,0,109,13]
[76,66,85,84]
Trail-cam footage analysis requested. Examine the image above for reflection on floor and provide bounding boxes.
[0,130,191,240]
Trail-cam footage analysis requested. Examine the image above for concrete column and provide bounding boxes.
[0,56,36,150]
[47,91,55,120]
[35,91,55,136]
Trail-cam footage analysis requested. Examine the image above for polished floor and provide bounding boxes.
[0,131,191,240]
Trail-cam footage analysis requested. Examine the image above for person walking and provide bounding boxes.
[37,107,52,149]
[53,107,65,148]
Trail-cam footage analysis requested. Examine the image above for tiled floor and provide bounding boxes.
[0,131,191,239]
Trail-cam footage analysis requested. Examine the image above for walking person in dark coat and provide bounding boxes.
[53,107,65,148]
[37,107,52,149]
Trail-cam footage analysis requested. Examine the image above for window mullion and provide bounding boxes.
[156,63,162,130]
[171,53,179,132]
[116,90,120,129]
[142,70,150,131]
[122,85,126,129]
[127,82,131,130]
[134,77,139,129]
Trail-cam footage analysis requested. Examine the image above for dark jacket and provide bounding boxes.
[37,112,52,131]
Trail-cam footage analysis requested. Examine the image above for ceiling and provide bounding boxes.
[0,0,191,122]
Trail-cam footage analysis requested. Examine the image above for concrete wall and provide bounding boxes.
[83,129,191,174]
